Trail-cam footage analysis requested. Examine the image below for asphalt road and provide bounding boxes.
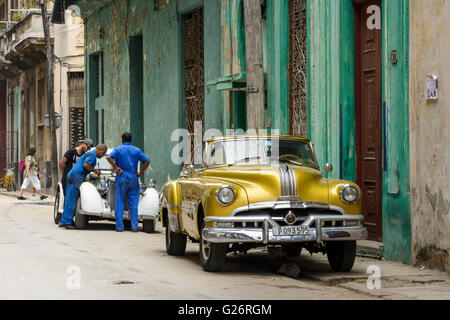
[0,194,373,300]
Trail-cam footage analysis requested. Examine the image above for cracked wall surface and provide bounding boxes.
[410,0,450,272]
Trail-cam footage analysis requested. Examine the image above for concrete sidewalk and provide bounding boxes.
[292,242,450,300]
[0,190,55,206]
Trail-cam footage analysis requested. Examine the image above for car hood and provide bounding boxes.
[201,164,329,204]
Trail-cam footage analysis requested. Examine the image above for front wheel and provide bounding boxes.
[143,220,155,233]
[199,222,227,272]
[326,241,356,272]
[165,223,187,256]
[74,198,89,229]
[53,190,62,225]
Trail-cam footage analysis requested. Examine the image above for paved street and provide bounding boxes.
[0,193,372,300]
[0,192,449,300]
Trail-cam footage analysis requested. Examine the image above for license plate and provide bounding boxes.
[273,226,310,236]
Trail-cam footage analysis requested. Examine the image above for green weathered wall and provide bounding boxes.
[308,0,411,263]
[82,0,222,189]
[266,0,289,134]
[308,0,355,180]
[381,0,411,264]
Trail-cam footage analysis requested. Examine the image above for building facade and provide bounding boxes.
[0,1,85,193]
[409,0,450,272]
[70,0,448,271]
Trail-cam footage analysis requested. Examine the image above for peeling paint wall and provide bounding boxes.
[410,0,450,272]
[308,0,411,264]
[82,0,222,189]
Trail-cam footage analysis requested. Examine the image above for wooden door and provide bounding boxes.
[355,0,382,241]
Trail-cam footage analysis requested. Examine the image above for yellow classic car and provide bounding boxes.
[160,135,367,272]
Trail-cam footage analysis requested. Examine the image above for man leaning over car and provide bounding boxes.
[59,144,108,230]
[59,138,94,197]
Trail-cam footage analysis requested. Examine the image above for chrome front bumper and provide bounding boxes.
[79,210,157,221]
[203,214,368,244]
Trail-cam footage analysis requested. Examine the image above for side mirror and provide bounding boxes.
[148,179,156,188]
[324,163,333,173]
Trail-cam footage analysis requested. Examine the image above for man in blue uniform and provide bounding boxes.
[60,144,108,229]
[107,133,150,232]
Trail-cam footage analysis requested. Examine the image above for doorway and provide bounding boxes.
[354,0,383,241]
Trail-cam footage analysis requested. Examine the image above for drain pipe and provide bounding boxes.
[5,79,8,169]
[54,54,63,167]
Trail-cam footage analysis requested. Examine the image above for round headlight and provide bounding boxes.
[216,186,236,206]
[97,180,108,193]
[340,185,360,204]
[140,183,147,195]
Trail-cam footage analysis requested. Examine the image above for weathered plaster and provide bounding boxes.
[410,0,450,272]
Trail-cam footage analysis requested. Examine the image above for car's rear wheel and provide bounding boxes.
[74,198,89,229]
[199,222,227,272]
[326,241,356,272]
[53,190,62,225]
[165,223,187,256]
[143,220,155,233]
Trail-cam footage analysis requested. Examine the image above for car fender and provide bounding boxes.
[139,188,159,219]
[79,182,104,213]
[160,181,181,229]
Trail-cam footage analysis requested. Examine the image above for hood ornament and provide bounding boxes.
[284,211,297,225]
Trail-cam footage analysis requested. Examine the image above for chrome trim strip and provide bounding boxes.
[231,200,343,216]
[329,205,345,215]
[278,166,288,196]
[278,164,298,197]
[288,166,297,196]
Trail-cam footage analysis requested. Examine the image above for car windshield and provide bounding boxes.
[96,151,113,170]
[206,138,317,168]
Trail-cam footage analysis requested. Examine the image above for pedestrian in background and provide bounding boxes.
[107,133,150,232]
[59,144,108,229]
[17,147,48,201]
[31,172,43,196]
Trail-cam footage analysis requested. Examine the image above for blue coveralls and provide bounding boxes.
[60,150,98,226]
[109,143,149,231]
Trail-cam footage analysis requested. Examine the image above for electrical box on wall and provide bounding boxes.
[426,75,438,100]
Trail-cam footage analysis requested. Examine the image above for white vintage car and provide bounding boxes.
[53,149,160,232]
